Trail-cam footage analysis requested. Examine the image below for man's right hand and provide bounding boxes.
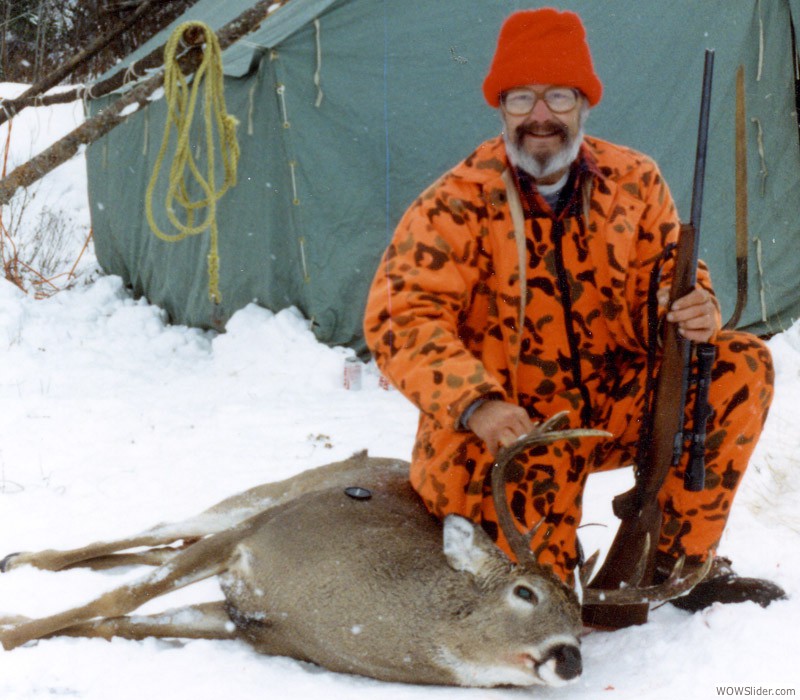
[466,400,536,455]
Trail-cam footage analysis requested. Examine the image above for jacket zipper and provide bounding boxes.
[551,218,594,427]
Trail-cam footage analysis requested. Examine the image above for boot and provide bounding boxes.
[656,553,786,613]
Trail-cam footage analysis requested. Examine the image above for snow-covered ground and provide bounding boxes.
[1,83,798,700]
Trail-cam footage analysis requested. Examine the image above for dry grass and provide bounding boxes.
[1,188,93,298]
[2,113,93,297]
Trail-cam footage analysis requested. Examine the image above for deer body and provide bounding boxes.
[0,418,707,688]
[0,451,583,687]
[220,470,582,686]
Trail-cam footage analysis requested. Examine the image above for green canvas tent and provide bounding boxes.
[87,0,800,353]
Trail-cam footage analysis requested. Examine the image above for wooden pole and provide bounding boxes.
[723,65,749,329]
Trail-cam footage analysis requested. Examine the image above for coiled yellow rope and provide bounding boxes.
[145,21,240,304]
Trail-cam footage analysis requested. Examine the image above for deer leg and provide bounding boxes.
[48,602,238,643]
[0,615,30,627]
[0,523,251,651]
[0,508,253,574]
[58,542,203,571]
[2,503,271,573]
[2,532,203,573]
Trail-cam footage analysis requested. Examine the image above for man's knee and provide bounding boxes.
[712,330,774,404]
[706,330,773,436]
[713,330,773,382]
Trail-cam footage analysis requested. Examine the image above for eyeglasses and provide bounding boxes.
[501,87,580,116]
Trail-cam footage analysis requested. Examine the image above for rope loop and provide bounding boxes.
[145,20,240,304]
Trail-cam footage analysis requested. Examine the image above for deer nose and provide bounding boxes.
[546,643,582,681]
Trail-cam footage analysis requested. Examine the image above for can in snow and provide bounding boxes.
[343,356,362,390]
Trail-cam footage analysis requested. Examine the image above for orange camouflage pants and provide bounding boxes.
[478,330,774,583]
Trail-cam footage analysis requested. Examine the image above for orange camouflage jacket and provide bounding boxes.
[363,134,717,522]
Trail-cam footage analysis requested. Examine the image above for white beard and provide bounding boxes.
[503,128,584,180]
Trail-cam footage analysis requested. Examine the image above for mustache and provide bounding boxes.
[514,121,569,143]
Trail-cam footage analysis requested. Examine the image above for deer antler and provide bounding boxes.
[582,552,713,606]
[489,413,711,607]
[490,412,610,566]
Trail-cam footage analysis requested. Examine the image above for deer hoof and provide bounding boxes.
[0,553,21,573]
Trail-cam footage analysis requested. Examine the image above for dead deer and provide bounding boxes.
[0,414,708,688]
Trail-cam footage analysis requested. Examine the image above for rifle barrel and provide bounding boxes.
[688,49,715,287]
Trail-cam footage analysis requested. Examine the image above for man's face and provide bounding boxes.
[500,84,587,183]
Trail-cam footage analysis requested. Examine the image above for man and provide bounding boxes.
[364,8,783,614]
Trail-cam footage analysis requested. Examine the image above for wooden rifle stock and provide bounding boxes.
[582,50,715,628]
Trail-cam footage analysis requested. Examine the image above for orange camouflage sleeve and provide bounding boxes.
[363,177,507,428]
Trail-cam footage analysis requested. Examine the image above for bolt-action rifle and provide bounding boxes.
[582,50,717,629]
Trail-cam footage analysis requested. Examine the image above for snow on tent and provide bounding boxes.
[85,0,800,353]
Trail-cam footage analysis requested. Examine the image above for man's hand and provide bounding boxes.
[657,283,719,343]
[467,400,536,455]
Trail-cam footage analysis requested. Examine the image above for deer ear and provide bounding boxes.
[442,515,503,575]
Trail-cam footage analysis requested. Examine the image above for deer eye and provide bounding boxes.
[513,585,538,604]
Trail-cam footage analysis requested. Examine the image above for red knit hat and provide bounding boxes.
[483,8,603,108]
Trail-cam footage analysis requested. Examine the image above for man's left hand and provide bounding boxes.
[657,284,720,343]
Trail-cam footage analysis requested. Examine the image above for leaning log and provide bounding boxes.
[0,0,159,128]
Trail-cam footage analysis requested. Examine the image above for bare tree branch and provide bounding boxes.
[104,0,155,11]
[1,40,167,114]
[0,1,11,79]
[0,0,159,127]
